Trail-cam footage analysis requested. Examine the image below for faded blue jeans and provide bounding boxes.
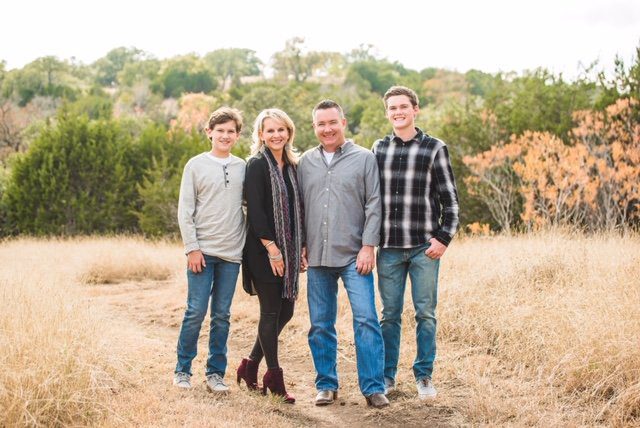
[175,254,239,377]
[377,244,439,381]
[307,262,386,396]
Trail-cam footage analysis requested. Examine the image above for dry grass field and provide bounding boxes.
[0,233,638,427]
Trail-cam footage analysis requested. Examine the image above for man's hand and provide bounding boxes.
[187,250,206,273]
[425,238,447,260]
[356,245,375,275]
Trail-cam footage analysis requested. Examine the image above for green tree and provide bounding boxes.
[117,59,161,87]
[155,55,217,98]
[0,60,6,87]
[345,58,419,95]
[67,87,113,120]
[93,47,148,86]
[272,37,339,83]
[595,44,640,110]
[485,69,595,140]
[1,112,137,234]
[1,57,76,106]
[236,81,324,151]
[204,48,262,91]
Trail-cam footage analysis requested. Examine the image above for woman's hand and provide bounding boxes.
[300,246,308,273]
[268,245,285,277]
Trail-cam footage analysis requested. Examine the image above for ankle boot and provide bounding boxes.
[262,367,295,404]
[237,358,259,390]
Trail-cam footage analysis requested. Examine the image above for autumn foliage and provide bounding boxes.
[463,98,640,231]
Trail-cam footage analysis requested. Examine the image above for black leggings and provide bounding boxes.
[248,281,295,369]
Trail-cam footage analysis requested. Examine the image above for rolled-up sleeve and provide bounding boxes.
[433,146,459,246]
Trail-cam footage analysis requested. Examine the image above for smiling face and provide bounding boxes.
[205,120,239,157]
[385,94,419,132]
[312,107,347,153]
[259,117,290,155]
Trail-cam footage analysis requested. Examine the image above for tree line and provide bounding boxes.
[1,38,638,236]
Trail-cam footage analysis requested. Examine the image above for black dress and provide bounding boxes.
[242,152,297,294]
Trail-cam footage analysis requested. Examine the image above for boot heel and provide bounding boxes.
[262,367,295,404]
[237,358,260,390]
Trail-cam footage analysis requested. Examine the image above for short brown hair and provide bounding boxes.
[206,106,243,132]
[383,86,419,109]
[312,99,345,121]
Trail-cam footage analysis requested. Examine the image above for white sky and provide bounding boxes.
[2,0,639,79]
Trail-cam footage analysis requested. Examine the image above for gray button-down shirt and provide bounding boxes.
[297,140,381,267]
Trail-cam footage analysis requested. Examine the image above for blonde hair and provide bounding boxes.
[251,108,299,165]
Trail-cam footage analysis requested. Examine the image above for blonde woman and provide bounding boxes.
[237,109,306,403]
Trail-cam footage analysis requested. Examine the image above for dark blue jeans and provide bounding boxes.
[307,262,386,396]
[377,244,439,381]
[175,254,239,376]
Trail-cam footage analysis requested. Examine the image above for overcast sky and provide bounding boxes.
[2,0,639,79]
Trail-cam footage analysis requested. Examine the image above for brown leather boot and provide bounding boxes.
[236,358,259,391]
[262,367,295,404]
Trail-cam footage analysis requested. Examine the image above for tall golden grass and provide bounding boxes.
[0,233,638,426]
[0,237,180,426]
[437,232,640,425]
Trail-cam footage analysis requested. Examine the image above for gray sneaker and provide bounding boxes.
[206,373,230,393]
[173,372,192,389]
[416,378,437,400]
[384,376,396,394]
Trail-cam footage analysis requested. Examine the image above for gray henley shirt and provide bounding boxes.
[177,152,246,263]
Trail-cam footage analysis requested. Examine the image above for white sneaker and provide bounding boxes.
[206,373,230,393]
[173,372,192,389]
[416,378,437,401]
[384,376,396,394]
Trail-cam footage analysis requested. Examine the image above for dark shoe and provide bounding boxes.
[366,393,390,408]
[315,390,338,406]
[262,367,295,404]
[237,358,259,391]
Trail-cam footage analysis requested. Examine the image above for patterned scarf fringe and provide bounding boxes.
[262,148,303,301]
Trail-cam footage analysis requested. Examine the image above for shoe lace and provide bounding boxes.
[419,378,432,387]
[208,373,225,386]
[177,372,190,382]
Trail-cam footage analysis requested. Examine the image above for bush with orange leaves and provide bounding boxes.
[169,92,217,132]
[463,98,640,231]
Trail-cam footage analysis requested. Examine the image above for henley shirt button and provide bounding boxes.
[323,205,327,208]
[326,188,329,191]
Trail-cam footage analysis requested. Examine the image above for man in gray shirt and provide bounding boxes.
[297,100,388,408]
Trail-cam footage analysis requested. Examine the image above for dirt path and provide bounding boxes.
[85,277,465,427]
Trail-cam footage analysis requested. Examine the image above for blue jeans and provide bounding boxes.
[377,244,439,381]
[307,262,385,396]
[175,254,239,376]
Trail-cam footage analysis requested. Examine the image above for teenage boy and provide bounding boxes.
[173,107,246,393]
[372,86,459,401]
[298,100,389,408]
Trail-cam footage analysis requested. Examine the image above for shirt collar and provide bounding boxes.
[391,127,424,144]
[316,139,354,155]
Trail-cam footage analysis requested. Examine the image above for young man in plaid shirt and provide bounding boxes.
[372,86,459,401]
